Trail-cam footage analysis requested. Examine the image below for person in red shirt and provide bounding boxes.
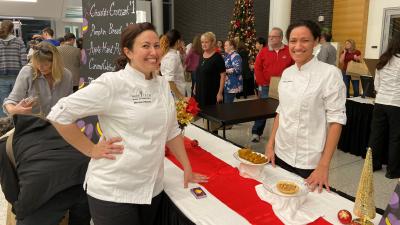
[339,39,361,98]
[251,27,294,142]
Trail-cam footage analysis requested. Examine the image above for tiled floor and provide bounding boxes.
[0,95,397,225]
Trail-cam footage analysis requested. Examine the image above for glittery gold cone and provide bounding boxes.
[353,147,376,225]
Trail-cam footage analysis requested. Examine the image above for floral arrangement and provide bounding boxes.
[176,97,200,131]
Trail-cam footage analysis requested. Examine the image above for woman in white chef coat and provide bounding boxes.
[160,29,186,99]
[47,22,208,225]
[265,20,346,193]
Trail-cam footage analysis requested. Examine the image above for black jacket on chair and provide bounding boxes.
[0,115,89,220]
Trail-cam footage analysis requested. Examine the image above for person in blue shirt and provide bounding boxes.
[41,27,60,46]
[223,39,242,104]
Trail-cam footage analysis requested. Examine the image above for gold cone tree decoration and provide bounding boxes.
[353,147,376,225]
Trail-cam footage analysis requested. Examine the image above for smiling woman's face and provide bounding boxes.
[124,30,161,76]
[288,26,318,68]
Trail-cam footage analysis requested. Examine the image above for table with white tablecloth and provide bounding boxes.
[163,124,382,225]
[338,97,379,158]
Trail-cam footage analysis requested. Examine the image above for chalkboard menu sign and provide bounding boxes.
[80,0,136,84]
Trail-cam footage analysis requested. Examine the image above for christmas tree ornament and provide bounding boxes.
[337,209,352,224]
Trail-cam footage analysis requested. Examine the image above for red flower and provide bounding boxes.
[186,97,200,116]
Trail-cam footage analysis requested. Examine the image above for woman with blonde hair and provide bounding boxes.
[339,39,361,97]
[3,42,73,116]
[195,31,226,133]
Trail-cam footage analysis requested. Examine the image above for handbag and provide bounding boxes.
[346,60,370,77]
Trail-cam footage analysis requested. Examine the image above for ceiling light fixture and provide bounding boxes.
[0,0,37,2]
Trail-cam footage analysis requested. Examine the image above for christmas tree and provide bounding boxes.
[228,0,257,60]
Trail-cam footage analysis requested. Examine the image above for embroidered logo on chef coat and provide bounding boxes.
[131,89,152,104]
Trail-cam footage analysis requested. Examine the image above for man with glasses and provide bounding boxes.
[251,27,293,142]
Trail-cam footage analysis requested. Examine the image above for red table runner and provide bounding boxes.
[166,138,331,225]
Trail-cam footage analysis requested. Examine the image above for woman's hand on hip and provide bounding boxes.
[183,169,209,188]
[305,164,330,193]
[89,137,124,160]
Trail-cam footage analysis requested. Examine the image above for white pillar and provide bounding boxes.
[269,0,292,41]
[151,0,163,35]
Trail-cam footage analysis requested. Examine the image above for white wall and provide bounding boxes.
[269,0,291,42]
[0,0,63,19]
[365,0,400,59]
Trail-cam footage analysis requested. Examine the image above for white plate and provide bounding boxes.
[262,177,309,197]
[233,151,269,166]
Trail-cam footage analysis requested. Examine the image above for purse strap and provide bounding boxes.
[6,130,16,168]
[0,128,16,169]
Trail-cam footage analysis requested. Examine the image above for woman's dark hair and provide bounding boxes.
[256,37,266,47]
[115,22,157,71]
[286,20,321,42]
[165,29,181,48]
[225,39,237,50]
[376,32,400,70]
[0,20,14,39]
[160,29,181,56]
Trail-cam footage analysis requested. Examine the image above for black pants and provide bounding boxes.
[17,185,91,225]
[368,103,400,179]
[88,191,163,225]
[275,156,314,179]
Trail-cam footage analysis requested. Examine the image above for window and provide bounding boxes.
[381,7,400,55]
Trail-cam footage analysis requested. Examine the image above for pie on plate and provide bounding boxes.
[276,181,300,195]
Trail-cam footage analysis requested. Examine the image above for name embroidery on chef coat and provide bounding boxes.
[131,89,152,104]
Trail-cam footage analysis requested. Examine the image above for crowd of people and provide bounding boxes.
[0,17,399,225]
